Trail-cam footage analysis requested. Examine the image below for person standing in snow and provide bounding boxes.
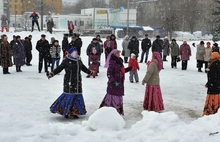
[48,47,94,118]
[96,35,103,64]
[0,34,13,74]
[104,36,114,61]
[142,52,164,112]
[128,36,139,59]
[36,34,50,73]
[23,37,32,66]
[50,40,61,72]
[30,12,40,32]
[45,11,52,31]
[68,21,74,36]
[212,43,219,53]
[110,34,117,49]
[1,13,9,32]
[86,38,101,66]
[62,33,69,58]
[162,36,169,61]
[152,35,163,58]
[204,42,212,71]
[75,34,83,56]
[203,52,220,116]
[122,35,130,63]
[128,53,139,83]
[13,36,25,72]
[179,40,191,70]
[99,49,132,115]
[10,35,16,53]
[196,41,205,72]
[170,39,179,69]
[139,34,151,63]
[47,18,54,34]
[87,47,99,78]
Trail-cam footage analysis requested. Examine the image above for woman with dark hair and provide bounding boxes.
[99,49,132,115]
[110,34,117,49]
[203,52,220,116]
[142,52,164,112]
[48,47,94,118]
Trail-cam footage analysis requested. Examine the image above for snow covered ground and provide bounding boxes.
[0,31,220,141]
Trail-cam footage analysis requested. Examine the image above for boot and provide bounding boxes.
[19,66,22,72]
[93,71,97,78]
[16,66,19,72]
[6,27,9,32]
[198,68,202,72]
[31,26,34,32]
[1,26,4,32]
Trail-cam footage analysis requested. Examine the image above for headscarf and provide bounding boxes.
[211,52,220,60]
[153,52,163,71]
[104,49,119,68]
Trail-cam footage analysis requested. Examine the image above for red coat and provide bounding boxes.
[68,22,74,30]
[128,58,140,71]
[104,40,114,53]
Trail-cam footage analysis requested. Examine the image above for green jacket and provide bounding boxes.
[170,43,179,57]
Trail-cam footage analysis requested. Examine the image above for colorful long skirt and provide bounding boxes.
[203,94,220,116]
[50,93,87,116]
[143,85,164,112]
[99,94,124,115]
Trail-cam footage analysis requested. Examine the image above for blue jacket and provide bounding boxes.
[30,14,39,21]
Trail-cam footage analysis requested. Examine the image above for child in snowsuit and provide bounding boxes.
[87,48,99,78]
[128,53,140,83]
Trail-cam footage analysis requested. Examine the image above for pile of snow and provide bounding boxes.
[174,31,212,41]
[84,107,125,131]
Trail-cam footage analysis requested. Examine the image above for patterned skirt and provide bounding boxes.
[99,94,124,115]
[50,93,87,116]
[203,94,220,116]
[143,85,164,112]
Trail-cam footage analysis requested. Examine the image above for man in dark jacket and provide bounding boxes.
[140,34,151,63]
[68,36,78,50]
[75,34,83,56]
[62,33,69,58]
[212,43,219,53]
[152,35,163,58]
[128,36,139,59]
[24,37,32,66]
[36,34,50,73]
[10,35,16,52]
[86,38,101,66]
[30,11,40,32]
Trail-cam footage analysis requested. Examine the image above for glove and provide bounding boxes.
[56,53,59,57]
[114,81,119,86]
[46,71,53,79]
[90,71,94,75]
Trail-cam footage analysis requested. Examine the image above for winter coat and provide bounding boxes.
[86,42,101,56]
[97,39,103,53]
[128,58,139,71]
[13,40,25,66]
[30,14,39,21]
[196,44,205,61]
[179,44,191,61]
[76,38,83,52]
[152,39,163,53]
[1,15,8,27]
[50,45,61,58]
[163,39,170,56]
[68,40,78,50]
[47,20,54,32]
[204,47,212,62]
[46,14,52,23]
[212,46,219,53]
[51,56,92,94]
[62,37,69,52]
[111,39,117,49]
[23,40,32,54]
[122,39,130,57]
[0,41,13,68]
[104,40,114,54]
[170,43,179,57]
[36,39,50,56]
[10,40,16,52]
[141,38,151,51]
[142,59,160,85]
[206,59,220,94]
[107,55,125,96]
[89,54,99,71]
[68,22,74,30]
[128,39,139,57]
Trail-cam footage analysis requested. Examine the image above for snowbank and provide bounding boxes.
[84,107,125,131]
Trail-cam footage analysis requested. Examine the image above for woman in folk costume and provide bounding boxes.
[99,49,132,115]
[47,47,94,118]
[203,52,220,116]
[142,52,164,112]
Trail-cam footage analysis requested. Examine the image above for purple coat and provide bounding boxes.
[179,44,191,61]
[107,55,125,96]
[163,39,169,56]
[89,54,99,71]
[13,40,25,66]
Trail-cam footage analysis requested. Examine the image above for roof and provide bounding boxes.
[110,26,143,30]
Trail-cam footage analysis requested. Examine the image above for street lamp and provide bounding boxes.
[126,0,157,35]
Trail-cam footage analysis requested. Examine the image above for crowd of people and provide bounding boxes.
[0,31,220,119]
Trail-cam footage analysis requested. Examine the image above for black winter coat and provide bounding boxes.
[152,39,163,52]
[76,38,83,49]
[68,41,78,50]
[52,56,92,94]
[10,40,16,52]
[141,38,151,51]
[128,39,139,56]
[36,39,50,56]
[206,59,220,94]
[24,40,32,54]
[86,42,101,56]
[62,37,69,51]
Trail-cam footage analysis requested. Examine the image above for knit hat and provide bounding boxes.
[68,47,78,54]
[207,42,211,45]
[41,34,46,37]
[156,35,160,38]
[131,36,136,39]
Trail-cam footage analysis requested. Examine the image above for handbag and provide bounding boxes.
[177,56,180,62]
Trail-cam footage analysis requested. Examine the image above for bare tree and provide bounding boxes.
[108,0,128,9]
